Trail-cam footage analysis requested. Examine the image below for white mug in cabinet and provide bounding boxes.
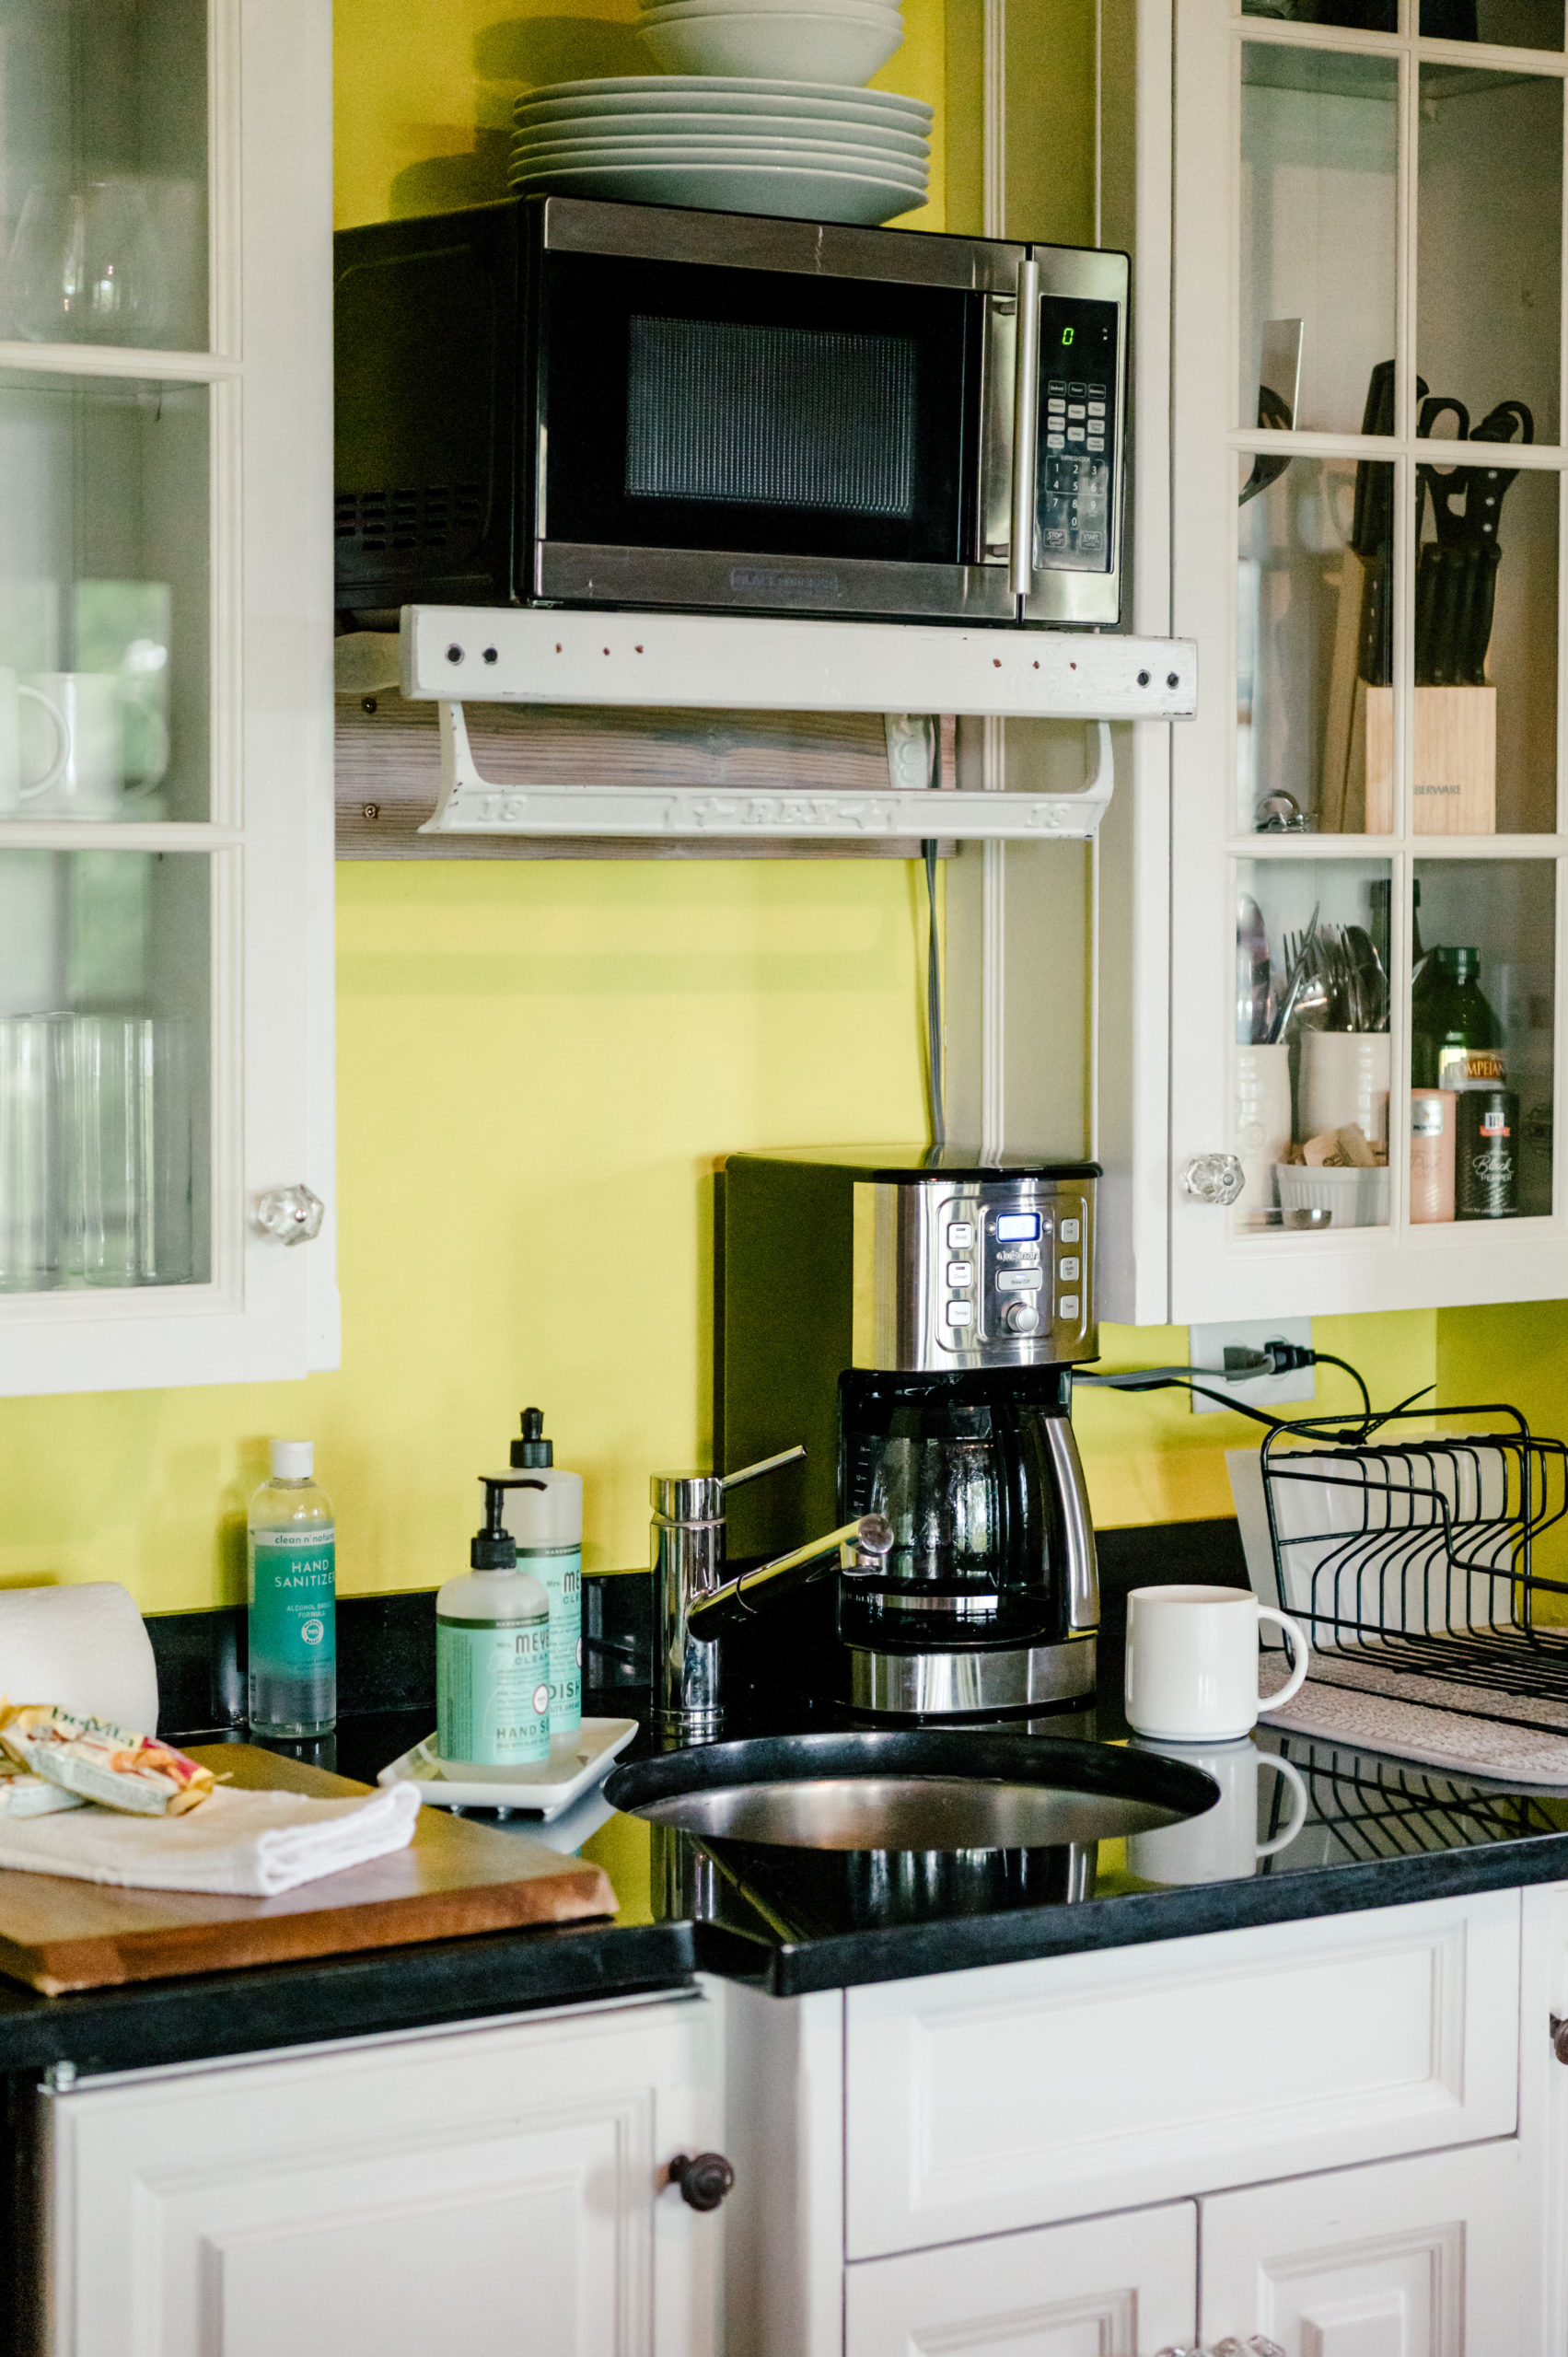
[1127,1736,1308,1885]
[1299,1029,1391,1147]
[19,674,128,819]
[0,670,67,814]
[1125,1583,1310,1742]
[1235,1042,1291,1226]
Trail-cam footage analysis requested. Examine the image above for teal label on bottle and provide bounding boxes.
[520,1546,582,1739]
[250,1528,336,1671]
[437,1615,551,1765]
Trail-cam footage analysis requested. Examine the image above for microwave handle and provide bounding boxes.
[1008,255,1041,599]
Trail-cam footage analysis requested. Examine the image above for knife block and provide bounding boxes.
[1353,682,1496,834]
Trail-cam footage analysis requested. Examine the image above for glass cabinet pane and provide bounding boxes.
[1243,4,1397,36]
[1240,47,1398,436]
[0,849,209,1291]
[1238,453,1395,835]
[0,370,208,823]
[1410,858,1554,1217]
[0,0,208,350]
[1235,857,1393,1233]
[1420,0,1564,50]
[1418,66,1562,447]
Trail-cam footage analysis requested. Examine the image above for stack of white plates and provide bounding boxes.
[509,75,932,226]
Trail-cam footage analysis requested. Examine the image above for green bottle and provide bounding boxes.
[1411,946,1505,1094]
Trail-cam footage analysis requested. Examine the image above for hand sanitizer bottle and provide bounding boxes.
[248,1440,336,1736]
[500,1409,583,1752]
[437,1477,552,1776]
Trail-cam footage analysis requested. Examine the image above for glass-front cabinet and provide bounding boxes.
[1161,0,1568,1318]
[0,0,333,1393]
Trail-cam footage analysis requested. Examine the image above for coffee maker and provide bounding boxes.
[715,1148,1101,1715]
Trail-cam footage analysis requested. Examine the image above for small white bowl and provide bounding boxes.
[641,13,903,81]
[1273,1162,1390,1230]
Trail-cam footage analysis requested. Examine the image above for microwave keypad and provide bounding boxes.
[1035,294,1119,575]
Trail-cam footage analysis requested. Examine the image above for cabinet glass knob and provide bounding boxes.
[1551,2012,1568,2064]
[254,1184,326,1245]
[1181,1153,1245,1208]
[668,2151,736,2211]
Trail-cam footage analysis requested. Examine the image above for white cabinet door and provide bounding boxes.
[42,1995,721,2357]
[1519,1883,1568,2357]
[844,2202,1197,2357]
[844,1892,1520,2258]
[0,0,336,1395]
[1200,2140,1526,2355]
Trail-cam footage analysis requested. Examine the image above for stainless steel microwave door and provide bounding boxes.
[534,243,988,621]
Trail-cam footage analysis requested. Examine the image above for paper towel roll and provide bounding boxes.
[0,1584,159,1731]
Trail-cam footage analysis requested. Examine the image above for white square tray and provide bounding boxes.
[377,1716,638,1822]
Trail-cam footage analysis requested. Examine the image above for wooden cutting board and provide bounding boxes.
[0,1745,616,1994]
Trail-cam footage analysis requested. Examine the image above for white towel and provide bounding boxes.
[0,1779,424,1898]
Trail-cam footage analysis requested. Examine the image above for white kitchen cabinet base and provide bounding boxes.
[844,2202,1197,2357]
[42,1992,720,2357]
[1201,2140,1526,2356]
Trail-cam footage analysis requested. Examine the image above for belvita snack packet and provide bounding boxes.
[0,1706,217,1815]
[0,1756,85,1817]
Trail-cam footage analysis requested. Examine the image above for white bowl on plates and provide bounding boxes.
[640,16,904,80]
[511,110,929,156]
[510,157,926,223]
[515,75,932,123]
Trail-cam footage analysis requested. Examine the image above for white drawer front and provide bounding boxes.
[845,1893,1520,2258]
[844,2201,1197,2357]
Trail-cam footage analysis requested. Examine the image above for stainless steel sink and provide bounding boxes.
[606,1729,1218,1854]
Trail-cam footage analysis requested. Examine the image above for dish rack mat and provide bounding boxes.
[1257,1407,1568,1702]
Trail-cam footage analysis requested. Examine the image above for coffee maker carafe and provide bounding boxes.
[716,1149,1101,1715]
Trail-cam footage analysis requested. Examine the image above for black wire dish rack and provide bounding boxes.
[1253,1406,1568,1705]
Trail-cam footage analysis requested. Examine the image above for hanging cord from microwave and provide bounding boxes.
[1074,1339,1434,1447]
[922,723,946,1150]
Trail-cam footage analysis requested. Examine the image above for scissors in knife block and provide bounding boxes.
[1416,396,1531,687]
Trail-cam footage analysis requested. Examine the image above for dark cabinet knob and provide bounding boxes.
[1551,2014,1568,2064]
[668,2151,736,2212]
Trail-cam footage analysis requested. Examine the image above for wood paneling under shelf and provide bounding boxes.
[335,693,956,859]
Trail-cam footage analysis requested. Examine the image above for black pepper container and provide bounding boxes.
[1456,1087,1518,1220]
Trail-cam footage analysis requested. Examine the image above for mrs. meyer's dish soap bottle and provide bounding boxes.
[501,1409,583,1753]
[248,1440,337,1736]
[436,1477,552,1775]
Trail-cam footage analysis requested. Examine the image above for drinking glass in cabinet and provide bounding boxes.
[1240,48,1397,438]
[1418,67,1562,447]
[1236,860,1392,1235]
[1238,456,1395,837]
[0,851,208,1294]
[0,0,207,351]
[1410,859,1553,1220]
[0,372,207,821]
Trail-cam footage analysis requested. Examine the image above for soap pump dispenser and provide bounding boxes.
[500,1408,584,1748]
[436,1477,552,1776]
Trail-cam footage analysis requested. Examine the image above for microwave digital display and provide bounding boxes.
[625,315,919,517]
[1036,295,1120,575]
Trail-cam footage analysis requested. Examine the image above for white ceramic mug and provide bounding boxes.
[1126,1736,1309,1886]
[1124,1583,1310,1741]
[0,668,68,813]
[19,673,124,818]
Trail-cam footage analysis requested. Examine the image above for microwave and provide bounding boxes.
[333,196,1129,632]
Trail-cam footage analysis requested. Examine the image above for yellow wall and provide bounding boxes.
[0,0,1558,1628]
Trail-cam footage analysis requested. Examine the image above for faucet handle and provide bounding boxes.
[845,1514,895,1573]
[720,1443,806,1491]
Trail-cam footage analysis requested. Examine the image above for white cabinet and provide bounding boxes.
[844,2203,1198,2357]
[1200,2142,1526,2355]
[842,1891,1520,2258]
[0,0,336,1394]
[1019,0,1568,1324]
[40,1992,722,2357]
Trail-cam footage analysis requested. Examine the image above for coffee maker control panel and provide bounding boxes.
[853,1174,1097,1371]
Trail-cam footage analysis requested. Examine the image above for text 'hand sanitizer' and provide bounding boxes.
[500,1408,583,1751]
[436,1477,551,1776]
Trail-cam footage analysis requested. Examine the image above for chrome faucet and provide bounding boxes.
[650,1443,892,1736]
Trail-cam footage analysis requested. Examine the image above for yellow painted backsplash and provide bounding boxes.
[0,0,1564,1628]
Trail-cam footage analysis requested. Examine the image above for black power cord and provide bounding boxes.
[1074,1339,1433,1448]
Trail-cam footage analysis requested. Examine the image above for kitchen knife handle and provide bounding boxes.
[1009,255,1041,600]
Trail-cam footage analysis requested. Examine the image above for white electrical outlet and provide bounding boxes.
[1186,1318,1316,1417]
